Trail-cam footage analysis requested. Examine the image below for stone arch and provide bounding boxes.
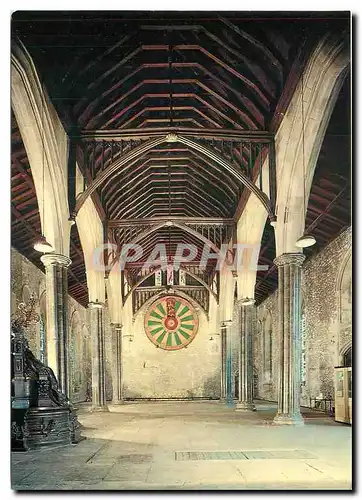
[336,248,352,364]
[11,41,71,255]
[219,266,236,323]
[340,342,352,367]
[76,196,105,303]
[274,34,349,255]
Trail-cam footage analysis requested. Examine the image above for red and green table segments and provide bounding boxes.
[144,296,199,351]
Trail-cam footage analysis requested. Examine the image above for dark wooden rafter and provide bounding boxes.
[11,13,350,307]
[11,114,89,306]
[124,265,217,303]
[72,135,275,223]
[80,127,273,141]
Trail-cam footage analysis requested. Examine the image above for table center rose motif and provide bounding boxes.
[144,296,199,350]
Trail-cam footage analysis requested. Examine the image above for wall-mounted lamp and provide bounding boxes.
[68,215,76,226]
[241,297,255,306]
[295,234,316,248]
[34,235,54,253]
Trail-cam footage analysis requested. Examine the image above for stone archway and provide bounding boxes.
[336,250,352,365]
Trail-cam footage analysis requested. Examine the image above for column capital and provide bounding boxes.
[41,253,72,268]
[88,301,105,310]
[273,253,306,268]
[111,323,122,331]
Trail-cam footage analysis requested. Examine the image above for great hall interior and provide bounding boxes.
[10,10,351,491]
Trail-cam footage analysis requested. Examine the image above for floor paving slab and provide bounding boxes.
[11,400,352,491]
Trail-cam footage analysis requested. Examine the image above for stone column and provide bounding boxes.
[40,253,71,396]
[220,325,226,401]
[273,253,305,425]
[111,324,124,404]
[224,322,235,407]
[88,302,108,412]
[236,303,256,411]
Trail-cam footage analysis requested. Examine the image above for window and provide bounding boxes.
[343,347,352,367]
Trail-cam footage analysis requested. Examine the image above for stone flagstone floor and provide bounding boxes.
[11,400,352,490]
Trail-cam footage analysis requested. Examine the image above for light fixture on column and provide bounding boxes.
[270,219,277,228]
[34,77,54,254]
[92,299,103,309]
[222,320,233,327]
[295,69,316,249]
[241,297,255,306]
[68,215,76,226]
[34,234,54,253]
[296,234,316,248]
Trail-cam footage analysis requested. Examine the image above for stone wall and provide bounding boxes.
[252,227,352,405]
[11,248,91,403]
[121,294,221,399]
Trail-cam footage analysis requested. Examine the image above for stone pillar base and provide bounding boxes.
[235,402,256,411]
[273,413,304,426]
[91,405,109,413]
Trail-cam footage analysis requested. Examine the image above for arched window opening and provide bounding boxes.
[338,252,352,365]
[343,347,352,367]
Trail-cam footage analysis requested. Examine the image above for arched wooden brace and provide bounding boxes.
[132,287,209,323]
[108,219,224,273]
[124,266,218,304]
[72,134,275,222]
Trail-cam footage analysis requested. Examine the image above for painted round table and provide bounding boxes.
[144,295,199,350]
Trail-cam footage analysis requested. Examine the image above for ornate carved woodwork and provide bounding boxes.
[11,322,83,451]
[133,286,163,316]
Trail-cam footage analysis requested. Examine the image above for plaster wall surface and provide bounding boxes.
[252,227,352,405]
[122,295,221,399]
